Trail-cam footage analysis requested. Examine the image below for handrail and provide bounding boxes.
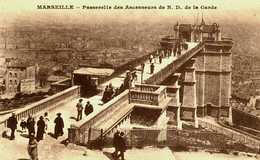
[145,42,203,84]
[71,90,129,129]
[0,85,80,131]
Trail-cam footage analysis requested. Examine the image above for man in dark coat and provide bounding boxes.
[54,113,64,139]
[102,86,109,104]
[150,63,155,74]
[112,131,120,158]
[27,115,35,136]
[159,55,162,64]
[84,101,93,116]
[36,116,45,142]
[118,132,127,160]
[76,99,83,121]
[7,113,18,140]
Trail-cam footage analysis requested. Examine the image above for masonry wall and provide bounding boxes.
[232,108,260,131]
[194,42,232,117]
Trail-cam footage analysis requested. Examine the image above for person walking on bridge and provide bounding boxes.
[27,115,35,136]
[54,113,64,139]
[7,112,17,140]
[85,101,93,116]
[36,116,45,142]
[27,132,38,160]
[118,132,127,160]
[112,131,120,158]
[76,99,84,121]
[150,63,155,74]
[43,112,50,134]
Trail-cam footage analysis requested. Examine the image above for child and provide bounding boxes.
[43,112,50,133]
[20,118,27,133]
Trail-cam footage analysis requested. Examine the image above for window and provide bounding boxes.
[9,72,12,77]
[14,80,17,85]
[14,73,17,77]
[10,80,12,84]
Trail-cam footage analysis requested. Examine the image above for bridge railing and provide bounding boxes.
[129,90,160,105]
[198,119,260,150]
[156,86,167,104]
[129,85,167,106]
[145,42,203,84]
[68,90,129,145]
[0,85,80,132]
[134,84,159,92]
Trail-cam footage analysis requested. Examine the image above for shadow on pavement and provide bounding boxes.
[103,151,115,160]
[48,132,57,139]
[69,116,77,121]
[60,138,69,146]
[20,133,29,139]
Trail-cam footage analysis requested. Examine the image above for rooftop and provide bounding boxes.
[73,67,114,76]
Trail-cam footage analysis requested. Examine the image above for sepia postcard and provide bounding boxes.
[0,0,260,160]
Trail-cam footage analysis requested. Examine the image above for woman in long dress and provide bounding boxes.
[36,116,45,142]
[27,133,38,160]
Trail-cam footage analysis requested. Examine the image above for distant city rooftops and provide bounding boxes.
[6,58,35,68]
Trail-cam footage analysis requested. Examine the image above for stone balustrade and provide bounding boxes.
[68,90,129,145]
[134,84,159,92]
[129,85,167,106]
[0,85,80,132]
[129,90,159,105]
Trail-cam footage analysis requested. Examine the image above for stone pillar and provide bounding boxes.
[68,125,81,144]
[191,30,195,42]
[174,73,182,130]
[166,73,182,130]
[181,58,198,127]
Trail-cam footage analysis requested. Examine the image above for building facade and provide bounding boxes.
[5,60,36,94]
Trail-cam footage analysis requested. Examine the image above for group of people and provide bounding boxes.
[7,112,64,160]
[101,83,128,104]
[76,98,94,121]
[112,131,127,160]
[7,112,48,141]
[7,112,64,141]
[101,84,116,104]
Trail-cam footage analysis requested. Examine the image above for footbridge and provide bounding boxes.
[0,38,234,150]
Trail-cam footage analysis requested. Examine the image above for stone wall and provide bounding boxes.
[232,108,260,131]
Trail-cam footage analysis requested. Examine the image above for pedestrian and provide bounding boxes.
[149,54,153,63]
[76,99,84,121]
[27,132,38,160]
[112,131,120,158]
[84,101,93,116]
[141,63,145,71]
[150,63,154,74]
[123,71,131,90]
[118,132,127,160]
[107,83,114,99]
[27,115,35,136]
[7,112,17,140]
[159,55,162,64]
[43,112,50,133]
[101,86,109,104]
[20,118,27,133]
[36,116,45,142]
[54,113,64,139]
